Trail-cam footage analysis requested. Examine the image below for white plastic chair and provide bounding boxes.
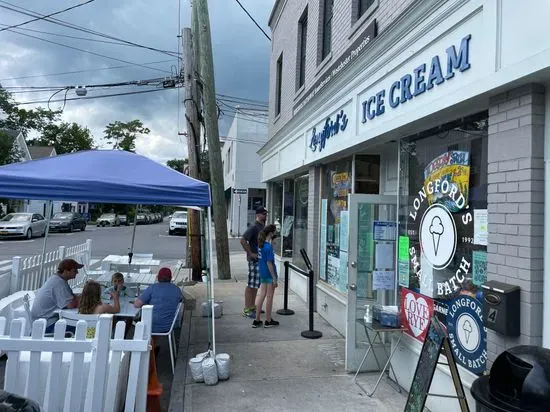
[152,302,182,374]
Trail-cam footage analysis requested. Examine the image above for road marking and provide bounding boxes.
[0,239,35,244]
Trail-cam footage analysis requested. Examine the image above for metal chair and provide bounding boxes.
[151,302,182,374]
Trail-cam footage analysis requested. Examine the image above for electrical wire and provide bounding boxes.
[15,87,179,105]
[234,0,271,41]
[216,93,268,106]
[4,28,173,74]
[0,1,179,58]
[0,60,174,81]
[0,0,95,33]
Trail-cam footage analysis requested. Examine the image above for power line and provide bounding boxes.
[234,0,271,41]
[216,93,268,106]
[5,28,172,74]
[0,1,179,58]
[15,87,179,105]
[0,0,94,33]
[0,60,173,81]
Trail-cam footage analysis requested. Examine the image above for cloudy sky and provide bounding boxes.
[0,0,274,163]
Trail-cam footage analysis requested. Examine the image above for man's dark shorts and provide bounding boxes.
[247,260,260,289]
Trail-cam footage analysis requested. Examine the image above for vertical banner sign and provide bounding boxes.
[401,288,434,342]
[320,199,328,281]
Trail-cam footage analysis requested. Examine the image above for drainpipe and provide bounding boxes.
[543,87,550,349]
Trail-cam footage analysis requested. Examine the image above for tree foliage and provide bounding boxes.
[104,119,150,152]
[0,130,22,166]
[166,158,188,173]
[28,122,95,154]
[0,88,58,136]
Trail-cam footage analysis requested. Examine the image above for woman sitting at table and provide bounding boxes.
[79,280,120,337]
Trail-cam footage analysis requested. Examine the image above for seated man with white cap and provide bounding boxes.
[31,258,83,332]
[134,267,183,333]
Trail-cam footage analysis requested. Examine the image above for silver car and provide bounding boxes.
[0,213,47,239]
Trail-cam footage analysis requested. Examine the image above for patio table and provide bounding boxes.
[58,297,139,318]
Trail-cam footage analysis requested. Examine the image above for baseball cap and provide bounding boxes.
[255,206,268,215]
[57,258,84,273]
[158,267,172,282]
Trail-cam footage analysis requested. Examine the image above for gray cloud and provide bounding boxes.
[0,0,273,164]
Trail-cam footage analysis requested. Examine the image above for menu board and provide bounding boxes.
[405,316,469,412]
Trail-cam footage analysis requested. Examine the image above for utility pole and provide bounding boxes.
[194,0,231,280]
[183,28,203,282]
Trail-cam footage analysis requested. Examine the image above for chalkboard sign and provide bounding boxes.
[405,316,469,412]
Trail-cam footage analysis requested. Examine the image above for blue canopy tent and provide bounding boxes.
[0,150,220,353]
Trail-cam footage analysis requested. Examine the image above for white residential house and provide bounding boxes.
[221,109,268,237]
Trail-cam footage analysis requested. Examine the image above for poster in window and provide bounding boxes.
[358,203,373,272]
[472,251,487,286]
[473,209,488,246]
[340,210,349,252]
[338,251,348,293]
[320,199,328,281]
[401,288,434,342]
[423,151,470,212]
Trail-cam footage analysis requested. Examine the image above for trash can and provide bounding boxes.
[470,345,550,411]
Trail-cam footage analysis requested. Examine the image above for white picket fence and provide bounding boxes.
[0,306,153,412]
[4,239,93,296]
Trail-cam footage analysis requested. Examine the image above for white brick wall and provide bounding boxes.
[486,83,545,364]
[268,0,417,139]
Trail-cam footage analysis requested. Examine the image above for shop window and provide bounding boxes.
[275,53,283,116]
[319,158,352,292]
[355,154,380,193]
[292,175,309,269]
[282,179,295,258]
[296,7,308,90]
[398,112,488,375]
[358,0,376,19]
[320,0,333,61]
[270,181,284,255]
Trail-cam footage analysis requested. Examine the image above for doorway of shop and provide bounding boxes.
[346,194,398,372]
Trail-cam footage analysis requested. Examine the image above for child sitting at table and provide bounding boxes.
[79,280,121,338]
[104,272,129,298]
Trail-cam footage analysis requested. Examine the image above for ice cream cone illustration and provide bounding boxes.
[429,216,444,256]
[463,320,473,344]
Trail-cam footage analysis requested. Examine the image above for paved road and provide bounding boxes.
[0,222,244,263]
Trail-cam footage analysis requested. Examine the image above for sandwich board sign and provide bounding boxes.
[405,316,469,412]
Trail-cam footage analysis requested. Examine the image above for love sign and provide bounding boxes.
[401,288,434,342]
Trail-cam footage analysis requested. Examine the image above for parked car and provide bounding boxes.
[49,212,87,232]
[118,214,129,226]
[136,214,148,225]
[169,211,188,235]
[147,213,156,224]
[96,213,120,227]
[0,213,46,239]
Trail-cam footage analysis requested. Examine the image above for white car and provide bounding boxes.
[0,213,47,239]
[169,211,188,236]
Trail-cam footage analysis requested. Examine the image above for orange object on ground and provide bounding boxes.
[147,339,163,412]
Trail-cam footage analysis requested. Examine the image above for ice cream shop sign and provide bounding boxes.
[408,152,473,296]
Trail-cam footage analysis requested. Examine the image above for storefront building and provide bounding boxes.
[260,0,550,409]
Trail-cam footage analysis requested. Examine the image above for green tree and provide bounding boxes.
[0,130,22,166]
[0,88,58,136]
[104,119,150,152]
[28,122,95,154]
[166,158,188,173]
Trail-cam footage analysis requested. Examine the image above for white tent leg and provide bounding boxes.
[38,200,53,282]
[207,206,216,357]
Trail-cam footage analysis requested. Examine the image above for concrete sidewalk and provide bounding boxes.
[168,253,407,411]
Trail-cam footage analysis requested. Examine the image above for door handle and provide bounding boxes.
[349,283,357,291]
[351,261,357,268]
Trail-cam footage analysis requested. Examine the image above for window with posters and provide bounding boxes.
[320,158,352,293]
[398,112,489,375]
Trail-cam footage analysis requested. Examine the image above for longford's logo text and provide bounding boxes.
[309,109,348,153]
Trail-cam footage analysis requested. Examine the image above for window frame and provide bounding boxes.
[320,0,334,62]
[296,7,308,91]
[275,53,283,117]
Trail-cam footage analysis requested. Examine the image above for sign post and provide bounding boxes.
[232,188,247,237]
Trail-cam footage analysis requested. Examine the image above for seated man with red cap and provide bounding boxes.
[134,267,183,333]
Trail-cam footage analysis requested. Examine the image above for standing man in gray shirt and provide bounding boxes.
[31,258,82,332]
[240,206,267,318]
